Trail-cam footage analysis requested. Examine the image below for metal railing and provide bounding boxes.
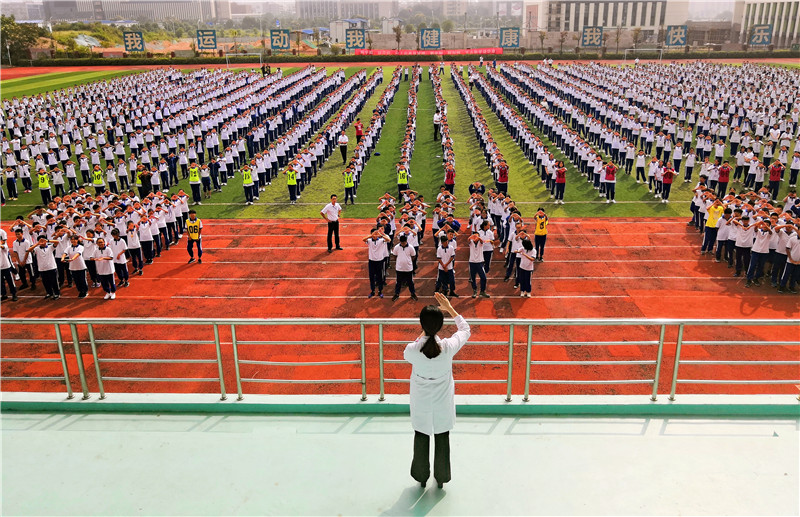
[1,318,798,403]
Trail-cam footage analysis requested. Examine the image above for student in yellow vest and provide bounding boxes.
[37,168,52,204]
[186,210,203,264]
[284,160,298,205]
[241,165,255,205]
[397,163,410,199]
[343,166,356,205]
[533,207,549,262]
[91,165,105,197]
[188,162,202,205]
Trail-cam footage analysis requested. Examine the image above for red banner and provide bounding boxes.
[355,47,503,56]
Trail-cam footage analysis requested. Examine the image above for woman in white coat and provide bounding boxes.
[404,292,471,489]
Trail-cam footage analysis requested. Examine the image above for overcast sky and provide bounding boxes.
[688,0,736,20]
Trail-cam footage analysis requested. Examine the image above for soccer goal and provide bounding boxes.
[623,48,663,64]
[224,50,262,69]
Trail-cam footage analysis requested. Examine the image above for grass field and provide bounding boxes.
[2,63,798,223]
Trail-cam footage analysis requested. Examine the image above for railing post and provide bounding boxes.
[505,325,514,402]
[87,324,105,400]
[359,323,367,401]
[523,324,532,402]
[230,324,243,401]
[54,324,74,399]
[69,323,90,400]
[378,324,385,402]
[651,324,666,401]
[213,324,227,401]
[669,323,685,401]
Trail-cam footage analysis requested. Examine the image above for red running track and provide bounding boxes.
[1,218,798,398]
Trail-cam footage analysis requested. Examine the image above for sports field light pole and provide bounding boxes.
[6,42,11,67]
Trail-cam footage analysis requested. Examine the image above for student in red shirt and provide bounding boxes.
[661,165,675,203]
[717,161,731,198]
[444,164,456,195]
[768,161,784,200]
[354,118,364,143]
[496,160,508,195]
[604,162,617,204]
[554,162,567,204]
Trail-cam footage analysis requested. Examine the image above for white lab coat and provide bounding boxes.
[404,316,471,435]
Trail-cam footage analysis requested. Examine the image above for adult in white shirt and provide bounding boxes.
[320,194,343,253]
[108,229,130,287]
[391,234,417,301]
[404,292,470,489]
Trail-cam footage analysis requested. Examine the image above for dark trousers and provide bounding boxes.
[40,269,60,297]
[411,431,450,485]
[534,234,547,259]
[114,263,129,282]
[327,220,340,251]
[368,259,385,293]
[701,227,718,252]
[71,269,88,295]
[735,246,751,275]
[394,270,416,296]
[469,262,487,292]
[129,247,143,270]
[190,183,201,203]
[17,263,35,288]
[187,239,203,259]
[0,268,17,297]
[98,273,116,293]
[340,145,347,164]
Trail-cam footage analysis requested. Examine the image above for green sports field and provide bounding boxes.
[2,64,796,222]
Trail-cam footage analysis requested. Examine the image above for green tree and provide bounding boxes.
[632,27,643,49]
[614,26,622,54]
[558,31,568,53]
[393,24,404,49]
[538,30,546,53]
[441,19,454,33]
[1,15,46,64]
[241,17,258,30]
[404,24,415,34]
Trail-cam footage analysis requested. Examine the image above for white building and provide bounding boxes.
[522,0,690,37]
[738,0,800,47]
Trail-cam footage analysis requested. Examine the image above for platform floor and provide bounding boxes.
[2,413,798,516]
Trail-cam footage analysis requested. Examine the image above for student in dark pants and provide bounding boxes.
[404,294,470,489]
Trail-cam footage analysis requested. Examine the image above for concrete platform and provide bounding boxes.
[2,412,798,515]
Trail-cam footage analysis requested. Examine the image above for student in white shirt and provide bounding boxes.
[467,232,490,298]
[108,229,130,288]
[364,227,390,298]
[25,235,60,299]
[91,238,116,300]
[517,238,536,298]
[391,234,417,301]
[745,220,772,287]
[61,235,88,298]
[0,231,18,301]
[435,234,457,298]
[733,216,755,277]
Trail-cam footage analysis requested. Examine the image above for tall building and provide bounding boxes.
[522,0,689,35]
[43,0,231,21]
[739,0,799,46]
[296,0,397,20]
